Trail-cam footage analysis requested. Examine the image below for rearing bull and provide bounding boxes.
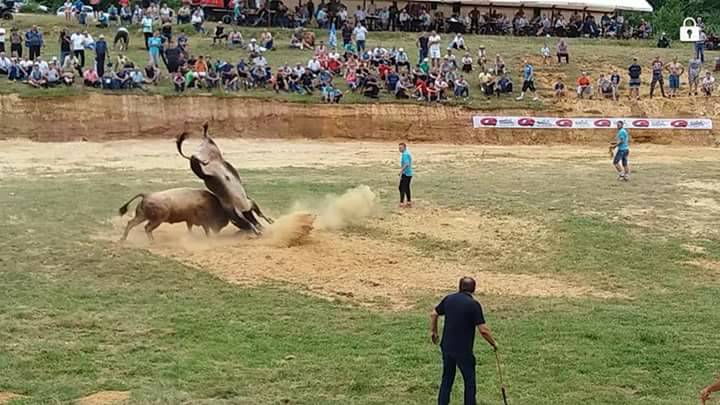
[176,122,273,235]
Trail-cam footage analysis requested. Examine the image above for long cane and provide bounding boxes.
[494,350,509,405]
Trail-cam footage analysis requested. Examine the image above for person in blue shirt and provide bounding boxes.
[25,25,43,61]
[147,30,162,67]
[516,58,539,101]
[610,120,630,181]
[398,142,413,208]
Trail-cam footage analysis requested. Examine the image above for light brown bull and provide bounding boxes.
[118,188,229,241]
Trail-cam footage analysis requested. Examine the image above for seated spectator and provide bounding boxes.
[363,75,380,98]
[129,68,146,89]
[454,75,469,98]
[213,22,228,46]
[461,52,472,73]
[395,74,410,99]
[195,55,208,80]
[8,57,27,81]
[448,33,466,50]
[27,63,46,88]
[0,52,10,74]
[657,32,670,48]
[112,68,131,89]
[597,73,614,99]
[228,30,243,49]
[260,31,274,51]
[576,71,592,99]
[46,61,61,86]
[191,9,205,33]
[173,70,185,92]
[496,73,513,96]
[144,64,159,85]
[396,48,410,72]
[321,84,342,103]
[206,68,220,89]
[554,77,566,98]
[702,71,715,96]
[83,66,99,86]
[386,69,399,91]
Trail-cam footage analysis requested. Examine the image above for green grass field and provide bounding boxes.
[0,13,709,108]
[1,141,720,404]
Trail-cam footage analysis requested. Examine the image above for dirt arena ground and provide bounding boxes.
[4,139,714,309]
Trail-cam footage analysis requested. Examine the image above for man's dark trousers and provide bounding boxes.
[438,351,476,405]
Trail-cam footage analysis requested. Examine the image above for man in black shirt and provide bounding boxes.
[431,277,498,405]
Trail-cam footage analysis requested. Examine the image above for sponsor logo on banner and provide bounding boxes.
[472,116,713,130]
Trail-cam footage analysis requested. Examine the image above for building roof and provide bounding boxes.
[438,0,653,12]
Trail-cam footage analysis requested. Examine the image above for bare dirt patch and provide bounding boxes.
[0,392,26,404]
[75,391,129,405]
[686,260,720,274]
[105,198,618,309]
[0,139,717,176]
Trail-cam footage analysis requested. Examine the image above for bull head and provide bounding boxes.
[177,122,265,234]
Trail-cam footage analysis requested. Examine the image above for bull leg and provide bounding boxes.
[251,200,274,224]
[228,208,260,235]
[121,216,145,241]
[242,210,263,232]
[144,220,162,241]
[186,222,193,234]
[202,225,210,237]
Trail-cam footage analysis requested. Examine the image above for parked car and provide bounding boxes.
[15,0,48,12]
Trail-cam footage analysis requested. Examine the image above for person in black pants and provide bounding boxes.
[398,142,413,208]
[431,277,499,405]
[95,34,107,77]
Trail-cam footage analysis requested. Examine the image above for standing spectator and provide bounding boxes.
[696,29,706,64]
[142,14,154,49]
[398,142,413,207]
[665,57,683,98]
[628,57,641,100]
[541,38,550,65]
[9,27,22,58]
[71,30,85,67]
[428,31,441,68]
[417,32,429,63]
[649,56,666,98]
[516,59,539,101]
[353,6,366,26]
[702,71,715,97]
[341,21,352,48]
[556,39,569,63]
[610,121,630,181]
[469,7,480,34]
[353,23,367,53]
[388,1,398,31]
[95,34,108,77]
[610,69,621,101]
[25,26,43,61]
[58,29,71,65]
[688,57,702,96]
[431,277,498,405]
[63,0,73,21]
[553,77,566,98]
[147,30,163,67]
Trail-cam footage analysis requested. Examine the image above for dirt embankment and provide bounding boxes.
[0,94,717,145]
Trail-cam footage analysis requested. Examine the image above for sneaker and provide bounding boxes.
[532,96,539,101]
[623,174,630,181]
[515,96,524,101]
[617,173,625,181]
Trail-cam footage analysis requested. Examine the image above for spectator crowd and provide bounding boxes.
[0,2,718,103]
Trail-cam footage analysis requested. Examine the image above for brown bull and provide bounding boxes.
[176,123,273,235]
[118,188,229,241]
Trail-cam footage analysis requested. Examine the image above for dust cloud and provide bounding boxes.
[263,185,378,247]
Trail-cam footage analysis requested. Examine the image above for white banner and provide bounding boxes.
[472,116,713,130]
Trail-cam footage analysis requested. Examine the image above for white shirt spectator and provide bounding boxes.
[252,55,267,67]
[0,54,11,71]
[0,28,5,44]
[354,9,366,21]
[449,34,464,49]
[307,57,321,72]
[191,12,203,25]
[293,65,305,76]
[71,33,85,51]
[353,25,367,41]
[429,34,441,51]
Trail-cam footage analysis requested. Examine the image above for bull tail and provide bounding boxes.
[118,193,145,216]
[176,132,192,160]
[202,121,209,137]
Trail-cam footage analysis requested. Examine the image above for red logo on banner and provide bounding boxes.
[594,119,611,127]
[671,120,688,128]
[633,119,650,127]
[481,117,498,126]
[556,119,573,127]
[518,118,536,127]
